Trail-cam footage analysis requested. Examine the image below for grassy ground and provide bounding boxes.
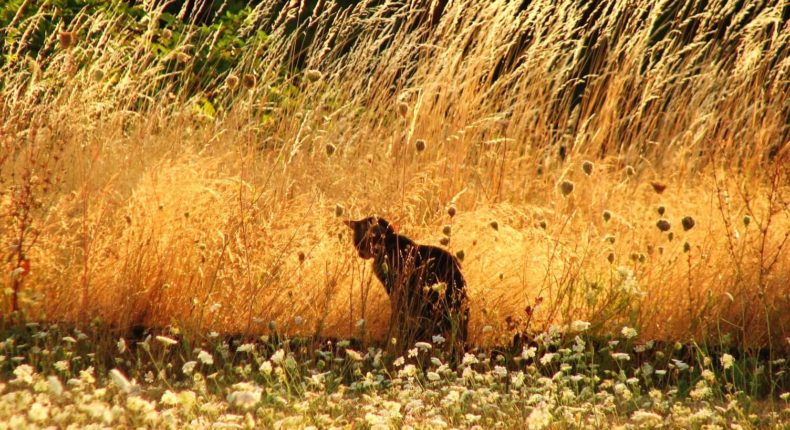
[1,0,789,427]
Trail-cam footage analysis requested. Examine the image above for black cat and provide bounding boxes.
[344,216,469,352]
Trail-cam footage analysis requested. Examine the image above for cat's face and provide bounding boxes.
[344,217,390,259]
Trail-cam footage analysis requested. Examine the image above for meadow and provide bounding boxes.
[1,0,789,427]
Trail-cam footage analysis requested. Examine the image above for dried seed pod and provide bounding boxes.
[560,180,575,196]
[656,219,671,232]
[681,216,695,231]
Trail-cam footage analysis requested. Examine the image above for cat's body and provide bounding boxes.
[345,217,468,350]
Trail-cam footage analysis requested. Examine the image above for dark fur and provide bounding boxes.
[344,217,469,350]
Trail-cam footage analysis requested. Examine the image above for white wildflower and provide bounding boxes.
[521,346,537,360]
[721,353,735,370]
[414,342,432,351]
[539,353,556,365]
[462,353,479,366]
[47,376,64,396]
[345,349,363,361]
[109,368,132,393]
[493,365,508,378]
[117,338,127,354]
[13,364,35,384]
[611,352,631,361]
[197,349,214,365]
[427,372,441,381]
[28,402,49,422]
[182,361,197,375]
[526,403,552,429]
[54,360,69,372]
[432,334,446,345]
[570,320,590,332]
[631,410,663,424]
[621,326,638,339]
[228,390,262,410]
[271,349,285,364]
[237,343,255,353]
[161,390,179,406]
[156,335,178,346]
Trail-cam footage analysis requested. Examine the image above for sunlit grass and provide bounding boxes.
[0,0,789,425]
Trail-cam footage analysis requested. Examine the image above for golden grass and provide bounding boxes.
[1,0,789,349]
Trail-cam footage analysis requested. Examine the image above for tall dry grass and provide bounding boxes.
[1,0,789,349]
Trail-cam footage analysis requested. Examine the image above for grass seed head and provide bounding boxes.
[651,181,667,194]
[539,220,547,229]
[306,70,323,82]
[397,102,409,117]
[177,52,191,64]
[681,216,695,231]
[442,225,451,236]
[490,220,499,231]
[325,143,336,156]
[625,165,636,176]
[226,74,239,89]
[656,219,671,232]
[560,180,575,196]
[334,204,344,217]
[242,74,256,89]
[607,252,615,263]
[743,215,751,227]
[59,31,75,49]
[582,160,593,175]
[603,210,612,222]
[415,139,426,152]
[657,206,666,216]
[447,205,456,218]
[455,250,465,261]
[439,237,450,246]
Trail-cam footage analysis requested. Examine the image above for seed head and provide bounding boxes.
[604,234,615,244]
[490,220,499,231]
[242,74,256,89]
[305,70,323,82]
[667,231,674,241]
[91,69,105,82]
[657,206,665,216]
[743,215,751,227]
[625,165,636,176]
[582,160,594,175]
[397,102,409,117]
[334,204,344,217]
[538,220,547,229]
[162,29,173,40]
[683,242,691,253]
[656,219,671,232]
[226,74,239,89]
[415,139,426,152]
[297,251,306,263]
[607,252,615,264]
[455,250,465,261]
[603,210,612,222]
[442,225,451,236]
[681,216,695,231]
[447,205,456,218]
[59,31,75,49]
[560,180,575,196]
[439,237,450,246]
[176,52,191,64]
[325,143,336,156]
[651,181,667,194]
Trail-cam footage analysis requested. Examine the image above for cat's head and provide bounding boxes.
[343,216,395,259]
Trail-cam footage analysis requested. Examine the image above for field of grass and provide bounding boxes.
[1,0,789,427]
